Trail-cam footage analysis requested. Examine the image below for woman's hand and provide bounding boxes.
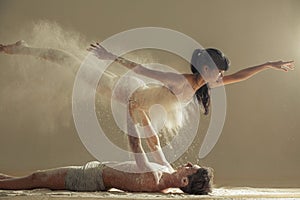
[264,60,295,72]
[87,43,117,60]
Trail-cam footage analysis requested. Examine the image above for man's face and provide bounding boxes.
[177,162,200,176]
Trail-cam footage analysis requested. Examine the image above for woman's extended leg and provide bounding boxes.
[0,40,118,99]
[0,40,80,66]
[0,167,69,190]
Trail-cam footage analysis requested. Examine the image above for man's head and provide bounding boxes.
[176,162,214,195]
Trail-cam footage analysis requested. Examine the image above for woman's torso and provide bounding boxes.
[111,75,195,129]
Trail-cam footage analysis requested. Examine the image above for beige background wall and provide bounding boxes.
[0,0,299,187]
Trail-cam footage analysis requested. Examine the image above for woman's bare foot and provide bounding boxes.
[0,40,28,54]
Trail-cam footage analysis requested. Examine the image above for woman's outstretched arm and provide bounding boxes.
[88,43,182,87]
[219,60,295,86]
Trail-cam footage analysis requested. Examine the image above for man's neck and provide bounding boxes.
[157,172,181,190]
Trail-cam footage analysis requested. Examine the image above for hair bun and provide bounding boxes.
[196,49,205,56]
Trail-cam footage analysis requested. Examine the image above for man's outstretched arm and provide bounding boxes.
[127,103,151,170]
[139,110,174,173]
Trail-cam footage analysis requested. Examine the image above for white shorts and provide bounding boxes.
[65,161,106,192]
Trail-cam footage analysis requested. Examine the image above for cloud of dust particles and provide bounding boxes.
[0,21,90,138]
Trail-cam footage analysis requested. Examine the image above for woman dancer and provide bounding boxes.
[88,43,294,171]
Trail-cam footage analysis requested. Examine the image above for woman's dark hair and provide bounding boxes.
[191,48,230,115]
[180,167,214,195]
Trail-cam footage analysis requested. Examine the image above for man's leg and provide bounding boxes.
[0,173,15,180]
[0,167,69,190]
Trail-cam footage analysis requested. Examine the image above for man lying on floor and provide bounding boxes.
[0,159,213,195]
